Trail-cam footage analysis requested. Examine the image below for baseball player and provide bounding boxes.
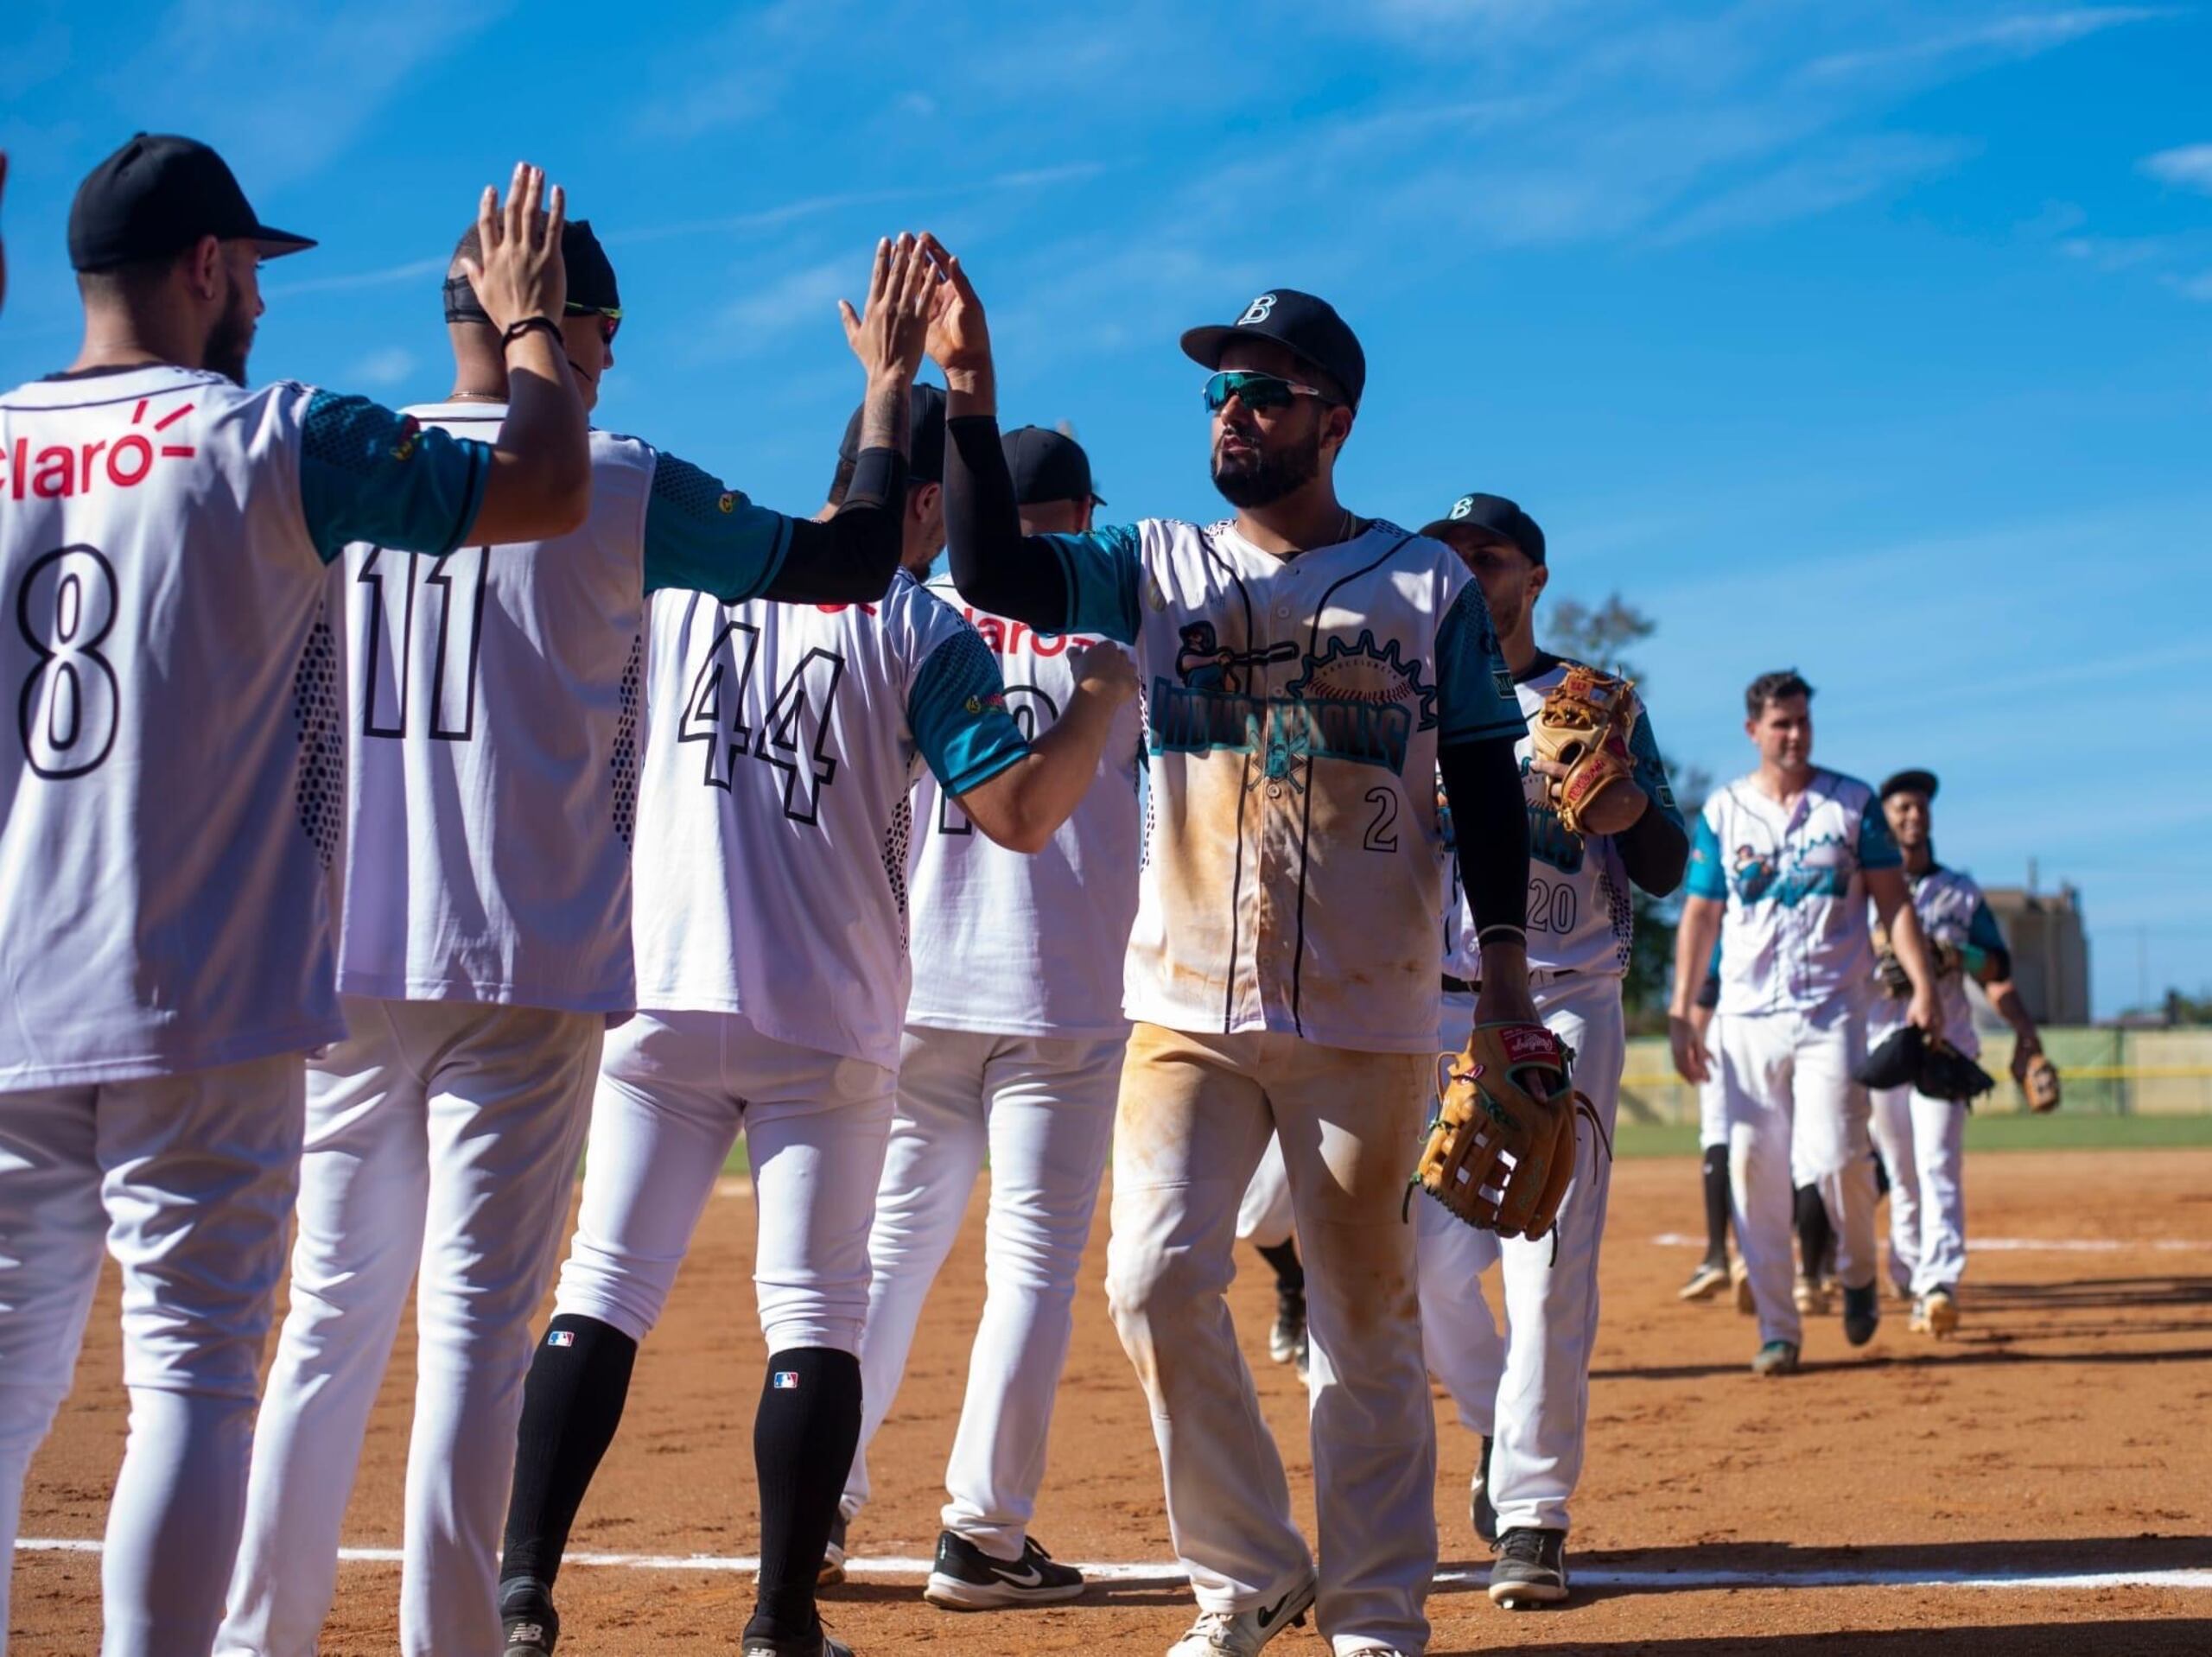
[832,426,1143,1609]
[1677,944,1745,1304]
[1866,769,2045,1337]
[1411,492,1688,1609]
[1235,1144,1310,1381]
[0,141,588,1655]
[929,240,1535,1657]
[213,231,935,1657]
[1668,671,1942,1374]
[494,359,1136,1657]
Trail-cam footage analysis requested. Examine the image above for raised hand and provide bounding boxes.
[459,162,568,334]
[918,232,992,385]
[840,232,931,388]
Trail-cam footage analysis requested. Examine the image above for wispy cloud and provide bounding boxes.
[718,257,855,355]
[1805,6,2171,79]
[348,347,419,389]
[1653,134,1975,244]
[107,0,514,191]
[2140,143,2212,194]
[2167,270,2212,302]
[632,0,836,141]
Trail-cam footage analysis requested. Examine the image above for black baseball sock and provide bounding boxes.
[1700,1145,1731,1265]
[499,1314,639,1593]
[1257,1239,1305,1296]
[747,1347,863,1641]
[1794,1183,1834,1282]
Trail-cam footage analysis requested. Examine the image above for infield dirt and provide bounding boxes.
[14,1148,2210,1654]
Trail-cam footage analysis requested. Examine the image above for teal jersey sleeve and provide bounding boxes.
[1037,524,1142,644]
[1966,897,2006,955]
[1627,705,1686,832]
[908,625,1032,796]
[640,454,793,601]
[1687,809,1727,899]
[1434,580,1526,746]
[297,391,489,564]
[1858,794,1903,871]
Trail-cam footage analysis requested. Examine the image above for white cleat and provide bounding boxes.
[1165,1575,1317,1655]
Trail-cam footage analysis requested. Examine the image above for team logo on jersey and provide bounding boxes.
[1286,631,1436,769]
[963,690,1008,715]
[1732,837,1850,906]
[772,1370,800,1391]
[1173,621,1294,695]
[390,416,421,462]
[1236,294,1277,327]
[3,397,198,500]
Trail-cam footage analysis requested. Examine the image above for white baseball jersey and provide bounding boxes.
[1687,767,1902,1018]
[0,365,490,1090]
[1444,652,1681,981]
[1866,863,2005,1056]
[903,575,1142,1039]
[335,405,813,1015]
[630,568,1031,1070]
[1041,516,1521,1054]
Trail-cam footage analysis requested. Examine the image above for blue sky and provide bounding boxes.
[4,1,2207,1016]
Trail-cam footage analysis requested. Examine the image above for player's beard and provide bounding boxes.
[203,277,256,387]
[1211,422,1322,509]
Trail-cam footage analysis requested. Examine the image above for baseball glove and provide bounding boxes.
[1871,925,1911,999]
[2023,1053,2062,1113]
[1412,1023,1605,1241]
[1530,666,1644,838]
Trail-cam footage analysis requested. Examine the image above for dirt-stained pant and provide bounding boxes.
[1105,1024,1436,1657]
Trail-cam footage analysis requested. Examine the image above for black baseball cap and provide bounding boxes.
[68,133,314,273]
[840,381,946,484]
[1421,491,1547,566]
[1180,289,1366,409]
[1880,769,1939,802]
[1002,425,1103,506]
[444,219,619,322]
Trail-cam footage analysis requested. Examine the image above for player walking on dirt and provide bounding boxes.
[928,239,1535,1657]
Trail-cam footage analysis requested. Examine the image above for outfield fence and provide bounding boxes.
[1618,1025,2212,1127]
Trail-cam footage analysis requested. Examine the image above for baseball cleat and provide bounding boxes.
[1489,1527,1568,1609]
[1909,1296,1931,1334]
[1679,1258,1730,1301]
[1470,1435,1497,1546]
[741,1624,853,1657]
[1842,1281,1880,1347]
[924,1532,1085,1609]
[1163,1572,1315,1654]
[499,1578,559,1655]
[818,1509,848,1586]
[1751,1339,1800,1376]
[1293,1324,1311,1384]
[1792,1273,1830,1317]
[1732,1258,1756,1316]
[1268,1287,1306,1367]
[1923,1286,1959,1339]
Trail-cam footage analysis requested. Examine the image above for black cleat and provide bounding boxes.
[1842,1280,1880,1347]
[924,1531,1086,1609]
[1489,1527,1568,1609]
[1269,1287,1306,1368]
[1470,1434,1497,1546]
[741,1624,854,1657]
[499,1578,559,1655]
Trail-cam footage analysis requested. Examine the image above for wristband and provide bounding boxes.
[1477,924,1527,947]
[500,316,562,350]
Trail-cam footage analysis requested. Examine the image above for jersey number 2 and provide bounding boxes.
[16,546,121,779]
[678,620,846,824]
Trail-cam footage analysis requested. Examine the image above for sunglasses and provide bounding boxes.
[565,303,621,344]
[1202,369,1336,415]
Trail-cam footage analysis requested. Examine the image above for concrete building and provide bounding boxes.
[1983,879,2091,1025]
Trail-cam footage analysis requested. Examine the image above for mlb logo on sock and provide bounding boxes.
[772,1370,799,1390]
[547,1330,575,1348]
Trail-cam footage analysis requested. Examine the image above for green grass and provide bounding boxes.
[1611,1113,2212,1160]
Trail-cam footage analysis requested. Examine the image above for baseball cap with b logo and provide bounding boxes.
[1180,288,1366,409]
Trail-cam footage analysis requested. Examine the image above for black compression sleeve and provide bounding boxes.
[944,413,1069,628]
[1439,735,1529,940]
[1615,801,1690,897]
[756,447,906,604]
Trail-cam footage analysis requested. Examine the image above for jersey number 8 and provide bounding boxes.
[16,546,121,779]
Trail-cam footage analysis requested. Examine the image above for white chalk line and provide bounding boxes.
[13,1539,2211,1592]
[1652,1231,2209,1254]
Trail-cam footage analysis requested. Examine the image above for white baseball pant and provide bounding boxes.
[1416,976,1624,1537]
[1868,1085,1967,1297]
[843,1025,1122,1556]
[1719,1000,1877,1347]
[1106,1024,1436,1657]
[1234,1134,1295,1250]
[0,1052,303,1657]
[552,1011,894,1356]
[1699,1015,1728,1152]
[216,1000,601,1657]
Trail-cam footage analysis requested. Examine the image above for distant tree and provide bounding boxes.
[1540,590,1702,1033]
